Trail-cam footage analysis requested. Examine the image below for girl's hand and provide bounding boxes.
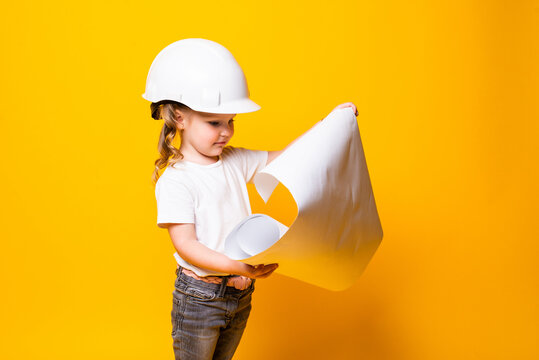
[237,262,279,279]
[227,275,253,290]
[332,102,359,116]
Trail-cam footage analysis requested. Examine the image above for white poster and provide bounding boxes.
[225,107,383,291]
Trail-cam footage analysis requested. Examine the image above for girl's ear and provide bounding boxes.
[174,109,186,130]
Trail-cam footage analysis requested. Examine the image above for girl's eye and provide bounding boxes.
[208,120,234,126]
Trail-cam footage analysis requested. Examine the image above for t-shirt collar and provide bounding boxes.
[174,155,222,169]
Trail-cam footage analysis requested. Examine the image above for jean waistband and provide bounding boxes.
[175,266,255,295]
[178,267,235,284]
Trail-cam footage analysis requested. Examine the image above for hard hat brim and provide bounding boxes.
[142,93,261,114]
[188,98,261,114]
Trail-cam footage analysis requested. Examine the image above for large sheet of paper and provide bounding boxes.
[224,107,383,291]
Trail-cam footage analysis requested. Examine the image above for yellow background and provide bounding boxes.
[1,1,537,359]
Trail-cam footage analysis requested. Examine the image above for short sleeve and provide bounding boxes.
[155,175,195,228]
[225,146,268,184]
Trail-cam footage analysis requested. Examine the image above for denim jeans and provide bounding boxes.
[171,267,256,360]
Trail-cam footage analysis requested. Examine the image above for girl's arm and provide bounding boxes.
[266,102,358,166]
[167,223,278,278]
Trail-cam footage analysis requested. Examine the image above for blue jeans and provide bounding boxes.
[171,267,256,360]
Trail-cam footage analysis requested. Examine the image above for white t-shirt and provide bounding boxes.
[155,146,268,276]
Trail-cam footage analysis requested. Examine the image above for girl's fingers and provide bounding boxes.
[251,263,278,278]
[334,102,358,116]
[256,267,277,279]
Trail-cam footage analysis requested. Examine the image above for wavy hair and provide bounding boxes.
[150,100,192,184]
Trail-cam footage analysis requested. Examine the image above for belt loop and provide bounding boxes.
[218,276,230,297]
[175,265,182,276]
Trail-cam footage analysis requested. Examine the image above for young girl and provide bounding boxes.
[144,38,357,360]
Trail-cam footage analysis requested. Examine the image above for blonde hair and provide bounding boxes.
[150,101,192,184]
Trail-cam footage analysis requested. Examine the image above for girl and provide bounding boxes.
[145,38,357,360]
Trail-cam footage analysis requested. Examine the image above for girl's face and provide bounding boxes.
[177,110,236,163]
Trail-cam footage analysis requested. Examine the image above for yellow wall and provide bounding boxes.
[1,1,537,359]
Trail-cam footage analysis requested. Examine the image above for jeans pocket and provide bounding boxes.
[175,284,217,301]
[244,284,255,298]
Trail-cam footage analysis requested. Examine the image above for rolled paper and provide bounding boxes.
[224,107,383,291]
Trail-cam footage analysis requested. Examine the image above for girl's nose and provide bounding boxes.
[220,125,233,136]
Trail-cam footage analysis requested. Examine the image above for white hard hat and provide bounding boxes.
[142,38,261,114]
